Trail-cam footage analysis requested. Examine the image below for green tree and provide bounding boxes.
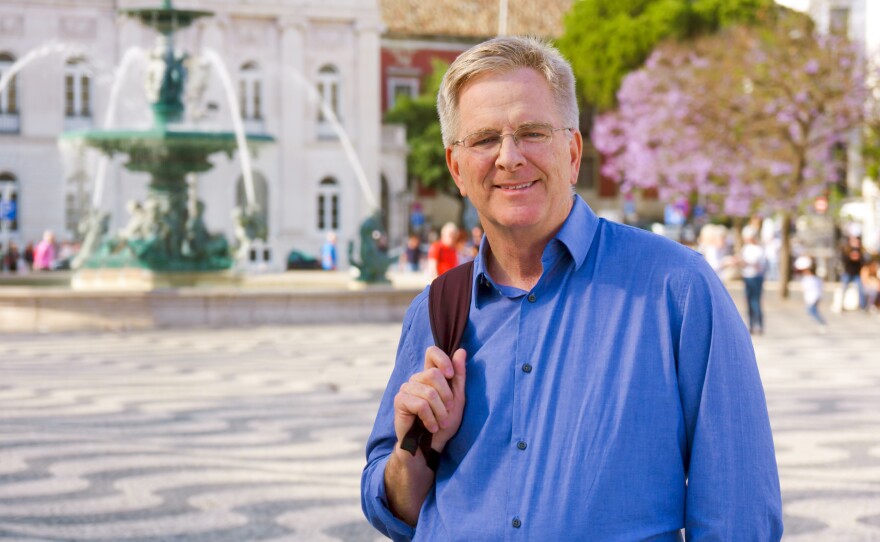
[865,56,880,181]
[384,60,455,199]
[557,0,777,112]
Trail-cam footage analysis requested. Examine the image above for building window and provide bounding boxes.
[578,143,599,191]
[0,53,20,133]
[235,171,270,233]
[239,61,263,123]
[830,7,850,37]
[317,64,341,138]
[317,177,339,231]
[0,172,19,233]
[387,77,419,109]
[64,57,92,118]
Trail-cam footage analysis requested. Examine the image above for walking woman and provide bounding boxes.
[739,225,767,335]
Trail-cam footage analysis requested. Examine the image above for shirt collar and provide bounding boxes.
[473,194,600,307]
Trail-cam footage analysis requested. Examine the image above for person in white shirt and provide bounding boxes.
[795,256,827,331]
[738,225,767,334]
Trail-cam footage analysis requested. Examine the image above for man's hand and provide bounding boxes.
[394,346,467,453]
[384,346,466,525]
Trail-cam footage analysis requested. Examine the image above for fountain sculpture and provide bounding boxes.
[61,0,273,282]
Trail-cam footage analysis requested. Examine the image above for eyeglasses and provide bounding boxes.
[453,123,573,156]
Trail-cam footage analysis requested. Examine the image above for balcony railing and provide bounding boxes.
[0,113,20,133]
[243,117,265,134]
[318,120,338,140]
[64,115,93,131]
[382,124,407,149]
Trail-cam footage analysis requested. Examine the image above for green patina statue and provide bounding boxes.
[349,212,395,283]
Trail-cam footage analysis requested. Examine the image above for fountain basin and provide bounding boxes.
[61,128,273,174]
[0,271,430,333]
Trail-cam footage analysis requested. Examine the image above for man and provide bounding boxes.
[427,222,459,278]
[362,36,782,541]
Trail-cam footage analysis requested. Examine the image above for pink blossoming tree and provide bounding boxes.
[593,13,868,297]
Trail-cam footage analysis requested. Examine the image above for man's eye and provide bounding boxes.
[519,131,548,140]
[471,134,500,147]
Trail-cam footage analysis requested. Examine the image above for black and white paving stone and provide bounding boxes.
[0,290,878,541]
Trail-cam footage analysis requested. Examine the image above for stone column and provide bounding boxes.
[354,19,383,221]
[278,15,307,238]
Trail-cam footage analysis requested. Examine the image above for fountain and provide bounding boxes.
[60,0,273,288]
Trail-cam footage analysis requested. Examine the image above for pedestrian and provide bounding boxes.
[321,231,337,271]
[426,222,459,278]
[23,241,34,270]
[862,258,879,313]
[738,225,767,335]
[362,36,782,541]
[2,241,20,273]
[402,234,422,272]
[795,256,827,331]
[461,225,483,262]
[32,230,56,271]
[839,235,866,311]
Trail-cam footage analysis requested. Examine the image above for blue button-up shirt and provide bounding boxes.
[362,196,782,541]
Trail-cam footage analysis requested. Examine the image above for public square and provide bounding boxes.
[0,285,878,541]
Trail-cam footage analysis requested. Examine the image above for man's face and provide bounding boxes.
[446,67,582,237]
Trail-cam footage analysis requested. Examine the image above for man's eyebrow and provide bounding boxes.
[467,122,551,133]
[516,121,552,129]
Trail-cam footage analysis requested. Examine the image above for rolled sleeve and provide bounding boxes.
[361,291,429,541]
[361,454,416,541]
[675,256,783,541]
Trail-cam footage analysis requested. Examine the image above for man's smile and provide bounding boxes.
[495,181,536,191]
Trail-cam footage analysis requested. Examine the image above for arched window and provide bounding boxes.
[64,57,92,118]
[317,177,339,231]
[0,172,20,233]
[0,53,20,133]
[317,64,341,138]
[235,171,269,233]
[239,61,262,122]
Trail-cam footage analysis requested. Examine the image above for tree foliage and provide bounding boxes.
[865,54,880,180]
[384,59,455,197]
[557,0,778,111]
[592,13,869,296]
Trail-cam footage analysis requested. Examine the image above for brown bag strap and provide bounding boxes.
[428,260,475,355]
[400,261,475,469]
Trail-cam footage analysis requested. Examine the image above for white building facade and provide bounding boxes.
[0,0,406,270]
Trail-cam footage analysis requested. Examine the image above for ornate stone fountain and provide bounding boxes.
[62,0,273,287]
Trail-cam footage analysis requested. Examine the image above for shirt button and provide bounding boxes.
[512,517,522,529]
[527,293,537,303]
[522,363,532,373]
[517,440,527,450]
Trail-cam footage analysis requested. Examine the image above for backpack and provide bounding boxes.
[400,260,475,471]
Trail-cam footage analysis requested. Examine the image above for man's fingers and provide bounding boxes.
[395,388,444,433]
[424,346,454,379]
[450,348,467,394]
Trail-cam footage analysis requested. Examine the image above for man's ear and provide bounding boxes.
[446,147,468,197]
[569,129,583,187]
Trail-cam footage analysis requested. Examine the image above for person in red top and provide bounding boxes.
[427,222,459,277]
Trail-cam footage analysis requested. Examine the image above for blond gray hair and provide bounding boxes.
[437,35,579,148]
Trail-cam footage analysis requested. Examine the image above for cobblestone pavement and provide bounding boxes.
[0,288,878,541]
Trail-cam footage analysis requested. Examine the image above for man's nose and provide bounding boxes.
[495,134,526,170]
